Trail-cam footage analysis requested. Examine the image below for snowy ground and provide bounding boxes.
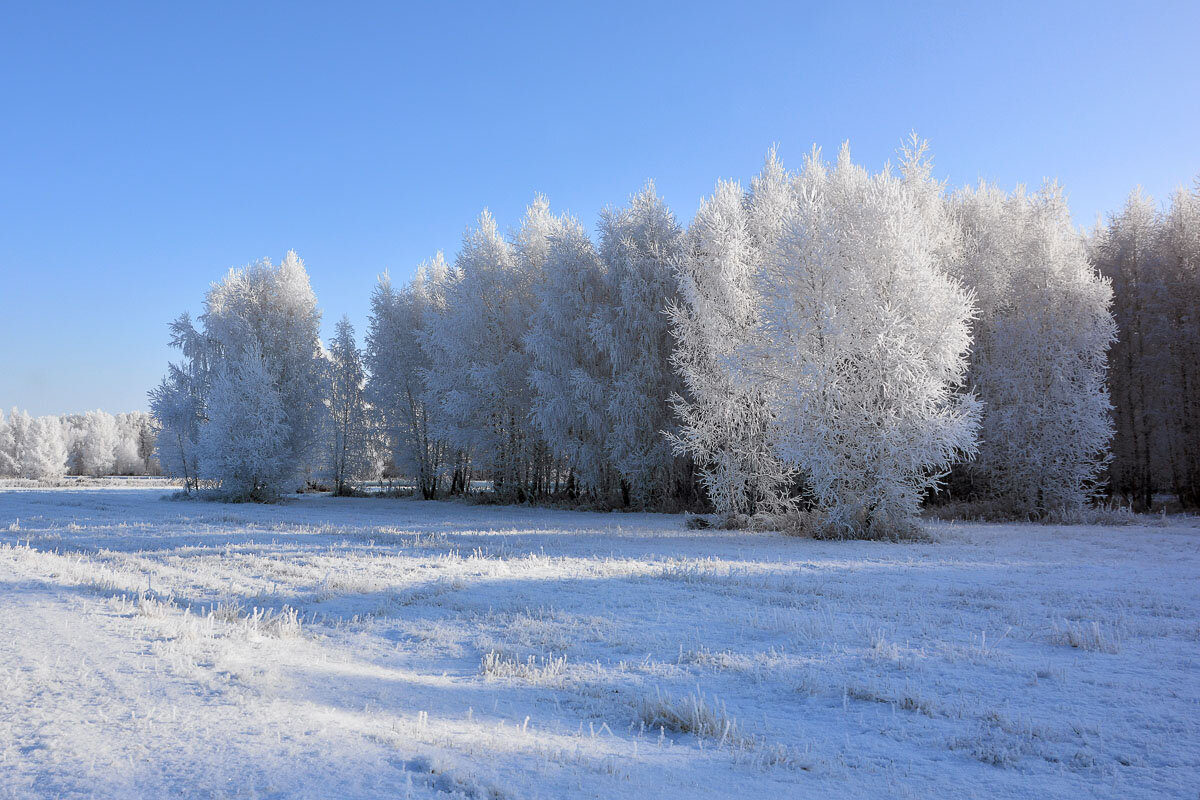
[0,488,1196,799]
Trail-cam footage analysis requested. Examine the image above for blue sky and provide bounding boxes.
[2,0,1197,416]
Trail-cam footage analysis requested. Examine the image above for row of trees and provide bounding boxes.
[367,192,697,509]
[148,138,1197,534]
[1092,185,1200,508]
[0,409,158,480]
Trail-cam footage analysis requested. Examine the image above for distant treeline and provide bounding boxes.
[0,409,159,479]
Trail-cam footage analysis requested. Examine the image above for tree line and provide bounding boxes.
[0,409,159,479]
[146,138,1200,536]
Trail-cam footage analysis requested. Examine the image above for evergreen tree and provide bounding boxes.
[327,316,376,494]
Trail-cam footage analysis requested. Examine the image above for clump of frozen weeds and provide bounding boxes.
[635,688,742,745]
[480,650,568,685]
[634,688,813,770]
[1052,619,1121,654]
[127,592,302,639]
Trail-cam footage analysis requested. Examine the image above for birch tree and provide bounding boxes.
[741,143,980,538]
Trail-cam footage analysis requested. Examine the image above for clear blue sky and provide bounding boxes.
[2,0,1197,416]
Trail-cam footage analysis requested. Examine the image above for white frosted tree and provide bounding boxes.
[4,409,32,478]
[1092,190,1166,508]
[24,416,68,481]
[0,410,17,477]
[1159,182,1200,506]
[421,211,512,489]
[367,259,450,498]
[952,182,1116,516]
[739,143,980,538]
[202,251,327,487]
[151,252,326,497]
[592,182,690,506]
[1091,181,1200,509]
[527,217,616,498]
[78,410,120,476]
[422,200,564,499]
[197,344,288,500]
[669,164,796,516]
[149,313,208,492]
[113,412,153,474]
[327,316,378,494]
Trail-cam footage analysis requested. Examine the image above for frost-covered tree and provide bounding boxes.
[421,211,512,490]
[78,410,120,476]
[327,316,378,494]
[669,162,797,516]
[113,412,155,475]
[151,252,327,498]
[367,259,451,498]
[1158,182,1200,506]
[149,313,208,491]
[0,411,17,477]
[1092,190,1166,509]
[527,217,616,498]
[592,182,691,506]
[422,200,564,500]
[951,182,1116,516]
[24,415,68,481]
[3,409,32,478]
[201,251,327,486]
[1092,182,1200,509]
[134,413,160,474]
[740,143,980,538]
[197,344,288,501]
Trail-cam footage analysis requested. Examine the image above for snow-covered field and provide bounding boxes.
[0,488,1196,799]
